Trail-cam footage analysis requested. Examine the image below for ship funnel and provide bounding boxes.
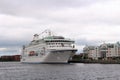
[33,34,39,40]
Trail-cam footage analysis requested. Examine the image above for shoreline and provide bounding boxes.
[0,60,120,64]
[69,59,120,64]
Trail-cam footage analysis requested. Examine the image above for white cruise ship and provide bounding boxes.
[21,30,77,63]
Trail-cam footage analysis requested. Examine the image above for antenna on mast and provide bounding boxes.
[38,29,53,37]
[48,29,52,36]
[33,34,39,40]
[32,29,55,40]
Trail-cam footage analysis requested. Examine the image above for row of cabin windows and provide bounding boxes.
[47,43,72,47]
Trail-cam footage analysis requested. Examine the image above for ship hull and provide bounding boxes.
[21,50,76,63]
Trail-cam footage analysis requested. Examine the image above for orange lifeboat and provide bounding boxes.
[29,51,35,56]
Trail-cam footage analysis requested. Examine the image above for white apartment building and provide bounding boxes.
[83,46,100,60]
[83,42,120,60]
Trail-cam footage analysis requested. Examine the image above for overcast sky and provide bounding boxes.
[0,0,120,55]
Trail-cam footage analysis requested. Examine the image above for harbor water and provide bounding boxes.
[0,62,120,80]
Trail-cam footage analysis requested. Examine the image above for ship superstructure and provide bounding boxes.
[21,30,77,63]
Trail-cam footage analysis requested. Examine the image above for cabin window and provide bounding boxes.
[61,43,64,47]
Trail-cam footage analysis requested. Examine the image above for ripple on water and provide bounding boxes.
[0,62,120,80]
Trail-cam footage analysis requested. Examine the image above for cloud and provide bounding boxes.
[0,47,20,56]
[0,14,40,26]
[0,48,7,51]
[0,0,120,54]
